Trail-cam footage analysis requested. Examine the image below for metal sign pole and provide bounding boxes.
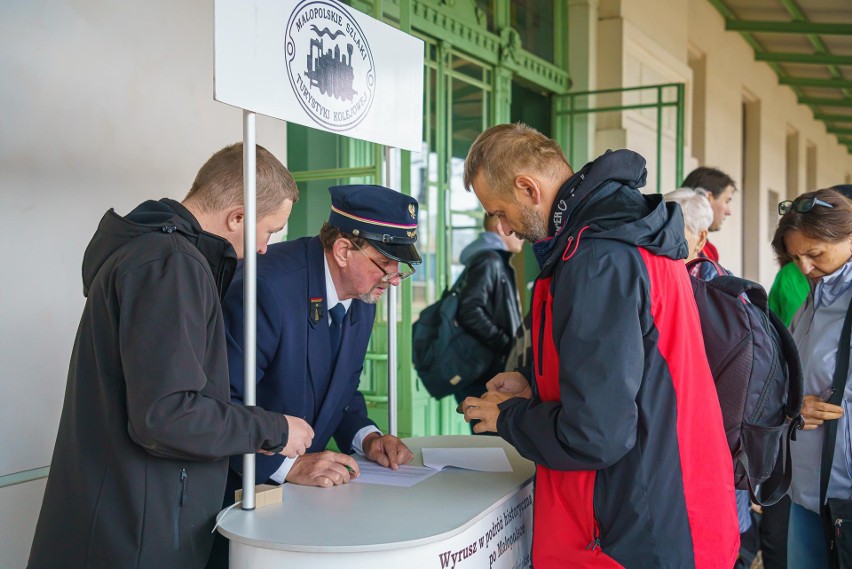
[385,146,398,436]
[241,110,257,510]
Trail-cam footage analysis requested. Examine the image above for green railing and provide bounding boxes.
[555,83,686,191]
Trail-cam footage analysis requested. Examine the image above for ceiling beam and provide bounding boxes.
[780,77,852,89]
[755,52,852,66]
[799,97,852,108]
[775,0,852,100]
[725,20,852,36]
[814,113,852,123]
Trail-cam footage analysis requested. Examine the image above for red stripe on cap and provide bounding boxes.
[331,205,417,229]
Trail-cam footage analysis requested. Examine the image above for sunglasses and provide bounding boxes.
[350,240,416,283]
[778,197,835,216]
[778,198,834,215]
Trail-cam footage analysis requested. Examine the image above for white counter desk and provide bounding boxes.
[217,435,535,569]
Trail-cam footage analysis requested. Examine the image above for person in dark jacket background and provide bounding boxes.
[453,213,523,411]
[27,143,314,569]
[460,123,739,568]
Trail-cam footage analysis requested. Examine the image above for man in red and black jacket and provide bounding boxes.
[460,124,739,568]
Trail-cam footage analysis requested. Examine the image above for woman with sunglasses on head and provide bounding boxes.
[772,188,852,567]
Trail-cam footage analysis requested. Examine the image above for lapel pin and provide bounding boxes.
[310,297,324,322]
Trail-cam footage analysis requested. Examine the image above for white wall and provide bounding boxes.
[0,1,286,565]
[593,0,852,287]
[686,0,852,285]
[0,480,46,569]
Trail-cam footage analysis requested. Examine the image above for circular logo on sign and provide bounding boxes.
[285,1,376,131]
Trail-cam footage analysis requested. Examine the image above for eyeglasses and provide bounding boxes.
[350,241,416,283]
[778,197,835,216]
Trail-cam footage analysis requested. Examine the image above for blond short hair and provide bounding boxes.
[664,187,713,236]
[184,143,298,218]
[463,123,571,196]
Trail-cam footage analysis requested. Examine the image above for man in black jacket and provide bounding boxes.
[27,143,314,569]
[454,213,523,411]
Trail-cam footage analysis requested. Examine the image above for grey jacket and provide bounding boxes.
[790,260,852,513]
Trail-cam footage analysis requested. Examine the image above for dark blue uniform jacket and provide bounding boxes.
[222,236,377,485]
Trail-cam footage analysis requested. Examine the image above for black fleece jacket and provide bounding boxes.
[29,199,289,569]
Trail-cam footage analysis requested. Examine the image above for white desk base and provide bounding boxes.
[218,435,535,569]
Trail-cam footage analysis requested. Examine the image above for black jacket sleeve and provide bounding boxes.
[457,251,512,352]
[119,251,288,461]
[497,244,645,471]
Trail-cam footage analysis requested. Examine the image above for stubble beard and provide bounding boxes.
[357,284,385,304]
[513,205,549,243]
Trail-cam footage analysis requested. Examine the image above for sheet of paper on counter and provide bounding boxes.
[348,455,440,488]
[421,447,512,472]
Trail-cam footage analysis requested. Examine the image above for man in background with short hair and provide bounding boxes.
[28,143,314,569]
[682,166,736,262]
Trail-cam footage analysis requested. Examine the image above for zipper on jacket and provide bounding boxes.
[837,518,847,538]
[536,300,547,377]
[585,534,601,552]
[587,481,603,552]
[173,468,188,551]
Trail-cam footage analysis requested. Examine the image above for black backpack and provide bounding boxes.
[687,258,804,506]
[411,270,496,399]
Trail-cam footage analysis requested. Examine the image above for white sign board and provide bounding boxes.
[215,0,424,151]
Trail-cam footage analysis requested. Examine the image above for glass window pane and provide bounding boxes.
[475,0,494,32]
[449,65,488,279]
[511,0,554,63]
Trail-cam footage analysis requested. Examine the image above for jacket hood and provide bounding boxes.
[81,199,237,297]
[533,149,687,271]
[459,231,507,265]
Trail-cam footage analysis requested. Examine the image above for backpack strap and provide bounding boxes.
[820,296,852,542]
[685,256,727,279]
[767,308,805,421]
[450,266,470,295]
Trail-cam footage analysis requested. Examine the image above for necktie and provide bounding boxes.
[329,303,345,356]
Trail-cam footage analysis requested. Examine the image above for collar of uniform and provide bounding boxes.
[814,259,852,309]
[323,253,352,323]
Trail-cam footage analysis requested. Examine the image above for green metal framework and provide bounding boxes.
[556,83,686,190]
[706,0,852,153]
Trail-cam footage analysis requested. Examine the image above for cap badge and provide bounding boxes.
[408,204,416,219]
[406,230,416,238]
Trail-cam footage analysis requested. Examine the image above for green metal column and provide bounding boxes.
[436,41,451,292]
[495,68,513,125]
[397,0,416,439]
